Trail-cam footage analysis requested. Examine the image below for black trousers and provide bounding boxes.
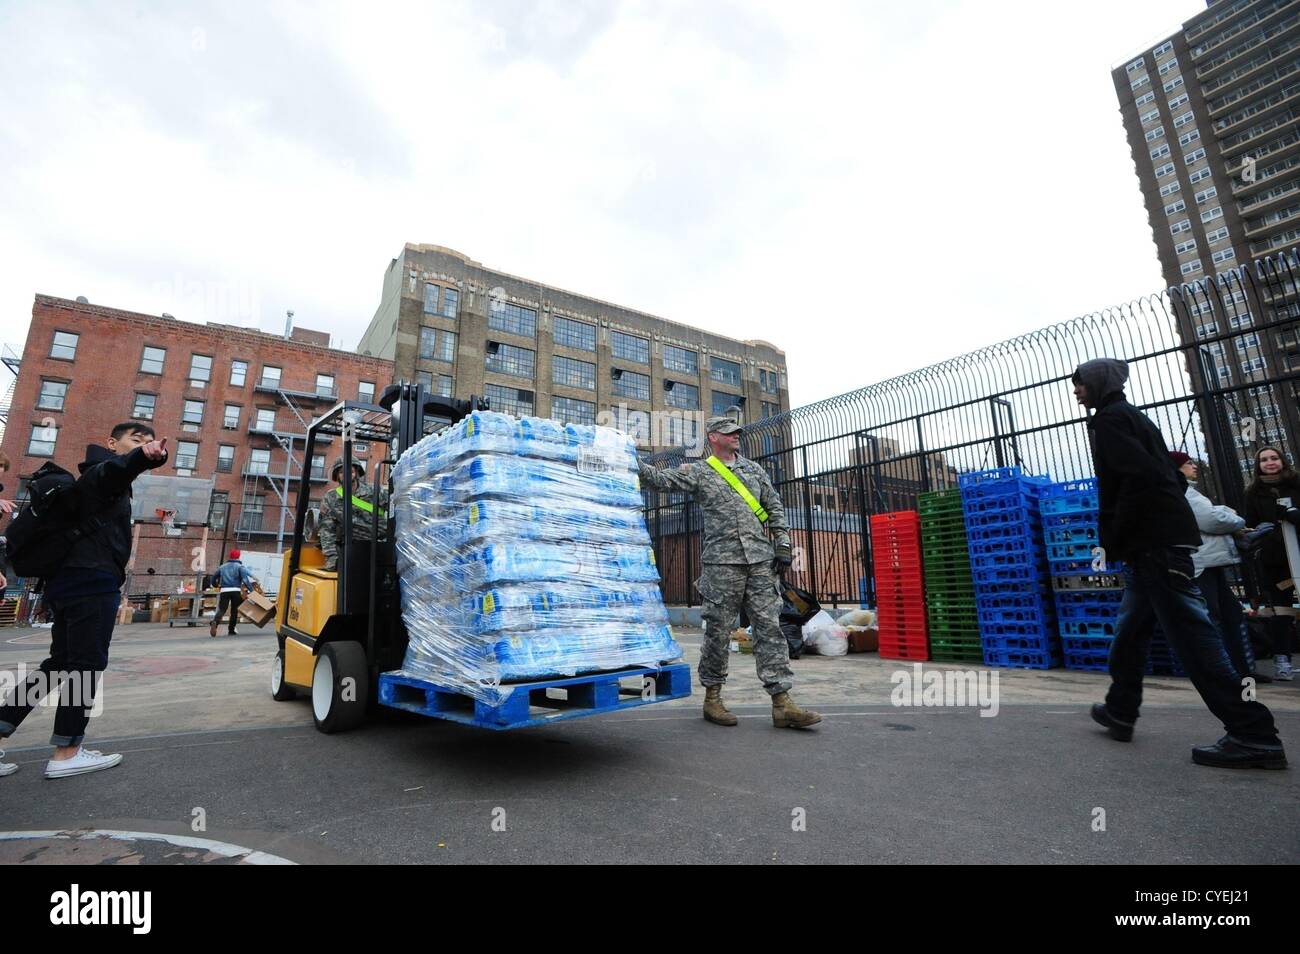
[215,591,244,633]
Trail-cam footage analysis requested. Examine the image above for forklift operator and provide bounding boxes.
[318,457,389,572]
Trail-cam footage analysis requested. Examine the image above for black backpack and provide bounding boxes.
[3,461,108,580]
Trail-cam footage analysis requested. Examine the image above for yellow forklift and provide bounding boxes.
[269,383,486,732]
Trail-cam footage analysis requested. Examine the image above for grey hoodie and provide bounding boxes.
[1072,358,1129,408]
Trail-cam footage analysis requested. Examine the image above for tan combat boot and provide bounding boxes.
[771,692,822,729]
[703,685,738,726]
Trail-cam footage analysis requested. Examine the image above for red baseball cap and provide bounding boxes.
[229,549,241,559]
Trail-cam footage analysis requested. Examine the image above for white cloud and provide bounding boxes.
[0,0,1194,404]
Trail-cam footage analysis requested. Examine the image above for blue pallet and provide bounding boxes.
[1044,524,1100,545]
[1046,540,1100,561]
[958,466,1027,487]
[1060,619,1118,638]
[978,607,1053,626]
[1064,654,1110,673]
[965,523,1041,543]
[1041,478,1098,498]
[1055,605,1121,624]
[969,542,1041,562]
[1062,635,1114,653]
[378,664,692,731]
[983,648,1061,670]
[1038,495,1099,516]
[981,620,1053,638]
[982,635,1055,652]
[975,591,1055,610]
[972,565,1050,585]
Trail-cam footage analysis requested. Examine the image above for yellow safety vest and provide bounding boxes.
[333,486,386,519]
[705,455,768,523]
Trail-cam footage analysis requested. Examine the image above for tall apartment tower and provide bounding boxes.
[1114,0,1300,461]
[357,244,790,452]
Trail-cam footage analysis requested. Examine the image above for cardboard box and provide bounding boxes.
[846,626,878,653]
[238,590,276,628]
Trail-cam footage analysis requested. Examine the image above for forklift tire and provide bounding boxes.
[270,649,296,701]
[312,641,370,734]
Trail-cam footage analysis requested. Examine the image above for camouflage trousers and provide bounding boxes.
[696,562,793,696]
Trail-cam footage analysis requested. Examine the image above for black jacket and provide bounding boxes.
[1087,392,1200,560]
[1243,473,1300,586]
[56,444,168,583]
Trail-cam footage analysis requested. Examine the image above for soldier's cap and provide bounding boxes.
[330,456,366,478]
[705,415,743,435]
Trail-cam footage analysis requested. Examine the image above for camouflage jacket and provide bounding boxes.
[638,455,789,565]
[318,479,390,564]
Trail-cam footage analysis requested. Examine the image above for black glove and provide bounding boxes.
[1275,501,1300,527]
[773,545,793,575]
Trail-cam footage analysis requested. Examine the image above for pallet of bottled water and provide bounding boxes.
[382,410,687,724]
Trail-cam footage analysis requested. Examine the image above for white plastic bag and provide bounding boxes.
[802,610,849,656]
[837,608,877,628]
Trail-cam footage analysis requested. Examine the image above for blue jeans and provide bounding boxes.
[0,592,118,747]
[1106,547,1279,746]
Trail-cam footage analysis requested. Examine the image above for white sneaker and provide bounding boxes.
[0,750,17,777]
[44,747,123,779]
[1275,655,1294,681]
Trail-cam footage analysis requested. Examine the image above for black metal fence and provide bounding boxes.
[644,249,1300,607]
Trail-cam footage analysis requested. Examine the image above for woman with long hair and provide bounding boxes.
[1243,445,1300,681]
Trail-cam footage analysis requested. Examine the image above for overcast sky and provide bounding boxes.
[0,0,1197,407]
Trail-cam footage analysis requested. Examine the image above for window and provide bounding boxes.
[611,331,649,364]
[1189,167,1213,184]
[712,391,743,416]
[230,360,248,387]
[1181,260,1204,275]
[663,344,699,375]
[223,404,240,428]
[27,423,58,456]
[485,342,535,379]
[420,327,457,362]
[1136,92,1157,107]
[552,355,596,390]
[1141,108,1162,125]
[1195,186,1219,204]
[1184,147,1206,164]
[1229,312,1254,328]
[551,396,597,426]
[762,400,781,419]
[216,445,235,473]
[316,373,335,398]
[488,301,538,337]
[435,374,453,398]
[664,415,699,448]
[140,346,166,374]
[49,331,79,361]
[710,357,742,387]
[37,379,67,411]
[1165,199,1186,215]
[1171,218,1193,235]
[260,365,282,389]
[1201,206,1224,223]
[208,491,228,531]
[1169,93,1190,110]
[1158,57,1178,75]
[423,283,440,314]
[1153,41,1173,57]
[610,368,650,400]
[1173,110,1195,128]
[238,494,265,532]
[1150,144,1171,160]
[442,287,459,318]
[189,354,212,384]
[176,440,199,470]
[1213,248,1238,265]
[1126,57,1146,73]
[1217,366,1233,380]
[358,381,375,403]
[182,399,205,425]
[1196,322,1218,338]
[1145,126,1165,142]
[664,380,700,409]
[483,384,535,418]
[1207,225,1230,243]
[1159,180,1181,197]
[248,448,271,475]
[554,316,596,351]
[1242,357,1266,373]
[1236,332,1261,351]
[1155,162,1176,177]
[1175,239,1198,255]
[255,408,276,432]
[1178,128,1200,148]
[1163,76,1183,93]
[311,455,327,480]
[133,393,156,420]
[416,371,432,390]
[1131,74,1150,90]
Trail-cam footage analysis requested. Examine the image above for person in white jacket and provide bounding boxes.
[1170,452,1268,683]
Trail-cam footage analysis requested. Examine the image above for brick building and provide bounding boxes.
[0,295,392,594]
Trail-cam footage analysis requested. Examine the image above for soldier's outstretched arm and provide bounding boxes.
[318,512,339,568]
[758,470,791,551]
[637,458,699,495]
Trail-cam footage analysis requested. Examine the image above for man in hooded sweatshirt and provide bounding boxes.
[1072,358,1284,769]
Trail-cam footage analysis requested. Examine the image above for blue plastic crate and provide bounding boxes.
[969,539,1041,562]
[1039,494,1100,517]
[1060,618,1118,638]
[1041,478,1098,498]
[1043,524,1100,545]
[983,648,1061,670]
[966,523,1041,543]
[975,590,1055,610]
[1062,635,1114,653]
[1064,653,1110,673]
[972,564,1050,585]
[1045,540,1099,561]
[982,634,1056,652]
[978,606,1053,626]
[1055,604,1121,624]
[1054,589,1124,611]
[980,619,1053,639]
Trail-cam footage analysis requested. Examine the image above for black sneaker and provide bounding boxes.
[1091,703,1134,742]
[1191,736,1287,770]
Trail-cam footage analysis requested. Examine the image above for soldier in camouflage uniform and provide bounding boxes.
[638,414,821,729]
[319,457,390,571]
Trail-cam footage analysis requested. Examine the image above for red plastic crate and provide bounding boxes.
[878,639,930,662]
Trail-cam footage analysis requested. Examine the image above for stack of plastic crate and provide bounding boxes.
[871,511,929,661]
[1041,479,1123,672]
[918,488,980,663]
[959,467,1060,669]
